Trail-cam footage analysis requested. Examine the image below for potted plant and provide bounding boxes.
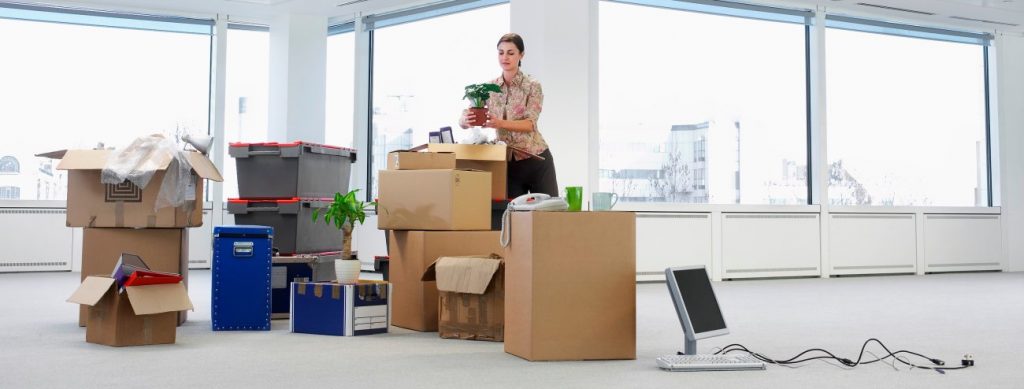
[312,189,373,284]
[463,83,501,127]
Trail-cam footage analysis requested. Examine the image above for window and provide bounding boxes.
[0,4,212,201]
[325,23,356,149]
[599,1,810,204]
[0,156,19,174]
[0,186,19,200]
[222,24,269,200]
[368,2,510,198]
[826,17,990,206]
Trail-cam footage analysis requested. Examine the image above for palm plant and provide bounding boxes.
[312,189,372,261]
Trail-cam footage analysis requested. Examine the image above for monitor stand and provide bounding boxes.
[678,338,697,356]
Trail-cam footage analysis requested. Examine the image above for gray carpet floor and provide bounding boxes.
[1,270,1021,388]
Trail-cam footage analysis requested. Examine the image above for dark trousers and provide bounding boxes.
[507,149,558,199]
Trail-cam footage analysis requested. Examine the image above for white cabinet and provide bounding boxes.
[829,214,916,275]
[924,214,1001,272]
[187,209,214,269]
[0,208,72,272]
[635,213,711,281]
[721,213,820,279]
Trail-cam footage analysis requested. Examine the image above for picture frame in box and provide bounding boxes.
[440,127,454,144]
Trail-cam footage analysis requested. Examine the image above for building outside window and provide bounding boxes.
[599,1,810,204]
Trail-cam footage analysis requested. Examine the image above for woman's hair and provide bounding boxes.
[497,33,525,68]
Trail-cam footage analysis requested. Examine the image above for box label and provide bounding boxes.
[105,181,143,202]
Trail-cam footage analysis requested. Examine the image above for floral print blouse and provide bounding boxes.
[483,71,549,161]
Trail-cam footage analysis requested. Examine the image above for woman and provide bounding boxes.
[459,33,558,199]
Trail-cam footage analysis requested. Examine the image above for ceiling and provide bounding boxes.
[22,0,1024,34]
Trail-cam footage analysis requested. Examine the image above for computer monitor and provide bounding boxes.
[665,266,728,355]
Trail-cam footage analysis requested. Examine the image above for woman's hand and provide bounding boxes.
[460,110,477,129]
[484,112,503,129]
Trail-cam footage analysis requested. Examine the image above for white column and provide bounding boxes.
[511,0,598,198]
[995,33,1024,272]
[269,13,328,143]
[210,17,227,226]
[352,16,371,198]
[810,8,830,277]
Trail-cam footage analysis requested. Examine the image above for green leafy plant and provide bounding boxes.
[463,83,501,108]
[312,189,374,261]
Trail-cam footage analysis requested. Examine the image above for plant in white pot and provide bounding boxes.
[312,189,372,284]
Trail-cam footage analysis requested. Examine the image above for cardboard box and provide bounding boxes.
[51,149,222,228]
[428,144,508,200]
[387,230,505,331]
[504,211,637,361]
[80,228,189,327]
[290,280,390,336]
[387,151,456,170]
[377,169,490,231]
[422,255,504,341]
[67,276,193,347]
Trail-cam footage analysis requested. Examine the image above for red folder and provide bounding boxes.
[124,269,183,287]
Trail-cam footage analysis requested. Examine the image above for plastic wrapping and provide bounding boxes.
[101,134,195,211]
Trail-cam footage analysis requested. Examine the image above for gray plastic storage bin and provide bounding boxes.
[230,141,357,199]
[227,198,342,254]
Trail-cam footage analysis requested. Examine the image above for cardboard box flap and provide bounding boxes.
[185,152,224,181]
[55,149,121,170]
[125,282,194,315]
[422,255,502,295]
[67,276,116,306]
[55,149,221,181]
[36,149,68,159]
[428,144,508,161]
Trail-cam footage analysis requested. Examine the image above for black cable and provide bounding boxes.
[712,338,972,372]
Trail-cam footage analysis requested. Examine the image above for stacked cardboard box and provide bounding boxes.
[49,145,222,346]
[377,148,507,335]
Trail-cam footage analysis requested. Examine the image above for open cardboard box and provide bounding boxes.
[41,148,222,228]
[428,144,508,200]
[387,150,456,170]
[67,276,193,347]
[377,169,490,231]
[79,228,189,327]
[386,230,505,332]
[422,255,504,341]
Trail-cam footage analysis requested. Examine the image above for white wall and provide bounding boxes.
[996,33,1024,272]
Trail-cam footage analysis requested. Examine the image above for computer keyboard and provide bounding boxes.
[656,354,767,372]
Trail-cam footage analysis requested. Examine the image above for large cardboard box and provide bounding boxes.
[428,144,508,200]
[52,149,222,228]
[505,211,637,361]
[377,169,490,231]
[67,276,193,347]
[387,230,504,331]
[387,151,456,170]
[80,228,189,326]
[422,255,504,341]
[290,280,390,336]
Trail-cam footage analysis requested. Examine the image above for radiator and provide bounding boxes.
[0,208,72,272]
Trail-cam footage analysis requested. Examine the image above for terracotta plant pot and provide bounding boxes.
[469,107,488,127]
